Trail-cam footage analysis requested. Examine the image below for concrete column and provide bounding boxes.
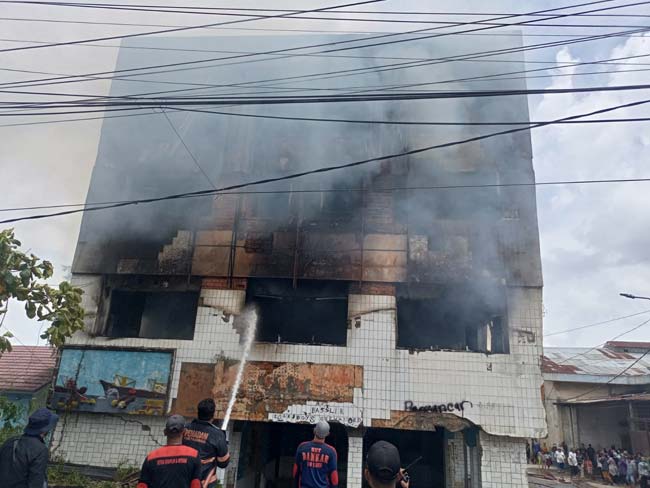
[347,434,364,488]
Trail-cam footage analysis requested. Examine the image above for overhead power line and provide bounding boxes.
[3,83,650,113]
[562,348,650,402]
[0,0,637,91]
[4,16,650,39]
[3,42,650,105]
[7,176,650,214]
[544,309,650,337]
[1,0,648,29]
[3,21,646,104]
[0,0,386,54]
[550,315,650,364]
[4,108,650,129]
[3,0,650,19]
[1,97,648,224]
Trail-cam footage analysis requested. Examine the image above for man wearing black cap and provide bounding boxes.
[0,407,58,488]
[182,398,230,488]
[365,441,410,488]
[293,420,339,488]
[137,414,202,488]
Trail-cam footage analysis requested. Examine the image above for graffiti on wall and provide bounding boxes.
[52,348,173,416]
[404,400,473,414]
[268,401,363,427]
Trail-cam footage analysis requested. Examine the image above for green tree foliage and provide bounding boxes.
[0,396,24,445]
[0,229,85,353]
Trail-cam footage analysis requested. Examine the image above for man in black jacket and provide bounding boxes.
[0,407,59,488]
[182,399,230,488]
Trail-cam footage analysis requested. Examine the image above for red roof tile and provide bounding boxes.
[0,346,56,392]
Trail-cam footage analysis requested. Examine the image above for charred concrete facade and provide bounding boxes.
[55,34,546,487]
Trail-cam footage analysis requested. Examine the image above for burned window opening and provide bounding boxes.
[246,279,348,346]
[106,290,198,340]
[396,284,508,354]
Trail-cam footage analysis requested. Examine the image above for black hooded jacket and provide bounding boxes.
[0,434,49,488]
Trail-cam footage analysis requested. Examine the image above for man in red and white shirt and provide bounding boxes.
[138,415,201,488]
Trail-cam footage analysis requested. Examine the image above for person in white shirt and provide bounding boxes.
[568,450,578,477]
[556,449,566,470]
[637,457,649,488]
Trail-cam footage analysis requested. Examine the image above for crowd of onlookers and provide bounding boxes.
[527,440,650,486]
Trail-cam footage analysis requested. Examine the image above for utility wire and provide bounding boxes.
[544,309,650,337]
[5,37,650,67]
[158,107,216,191]
[550,316,650,364]
[3,83,650,113]
[4,48,650,106]
[4,44,650,102]
[0,0,386,54]
[0,0,633,90]
[1,1,648,29]
[4,109,650,129]
[0,97,647,224]
[7,177,650,214]
[4,0,650,19]
[4,16,650,39]
[561,348,650,402]
[4,20,645,102]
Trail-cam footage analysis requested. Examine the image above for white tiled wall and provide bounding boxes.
[51,412,166,468]
[347,435,364,488]
[479,432,527,488]
[59,277,545,487]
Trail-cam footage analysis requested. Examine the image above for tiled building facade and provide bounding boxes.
[53,33,546,488]
[53,281,545,487]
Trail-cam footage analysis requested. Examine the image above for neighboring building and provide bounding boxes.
[0,346,56,425]
[543,341,650,453]
[53,33,546,487]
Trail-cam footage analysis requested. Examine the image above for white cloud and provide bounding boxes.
[532,33,650,346]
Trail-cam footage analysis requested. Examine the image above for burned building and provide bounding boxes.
[54,33,546,488]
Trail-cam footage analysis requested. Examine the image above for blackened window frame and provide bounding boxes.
[246,278,349,346]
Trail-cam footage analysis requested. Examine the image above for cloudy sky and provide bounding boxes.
[1,0,650,348]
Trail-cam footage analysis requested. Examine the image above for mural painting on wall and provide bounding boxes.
[51,348,173,416]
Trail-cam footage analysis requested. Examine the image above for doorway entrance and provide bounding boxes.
[236,421,349,488]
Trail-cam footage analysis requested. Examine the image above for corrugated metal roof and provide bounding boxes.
[0,346,56,392]
[543,346,650,377]
[606,341,650,349]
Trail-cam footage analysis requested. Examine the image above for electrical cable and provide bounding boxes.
[0,0,386,54]
[544,309,650,337]
[1,1,648,29]
[7,176,650,214]
[3,83,650,113]
[4,15,650,39]
[4,109,650,129]
[0,0,634,90]
[5,0,650,19]
[0,96,647,223]
[561,348,650,402]
[158,107,216,191]
[550,316,650,364]
[3,18,645,103]
[6,37,650,66]
[4,48,650,105]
